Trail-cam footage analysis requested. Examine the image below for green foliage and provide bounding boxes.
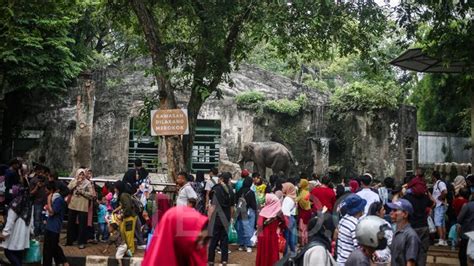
[301,74,329,92]
[235,91,265,108]
[135,96,160,137]
[0,1,83,92]
[274,121,306,147]
[396,1,474,70]
[330,80,400,118]
[264,94,308,117]
[409,73,470,135]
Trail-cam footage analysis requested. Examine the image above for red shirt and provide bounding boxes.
[310,186,336,212]
[453,197,468,217]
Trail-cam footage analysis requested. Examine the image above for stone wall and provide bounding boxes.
[328,105,417,181]
[9,59,418,180]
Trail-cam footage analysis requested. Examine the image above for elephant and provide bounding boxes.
[238,141,297,178]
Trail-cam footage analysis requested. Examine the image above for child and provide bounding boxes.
[97,197,109,242]
[103,223,128,266]
[43,181,69,266]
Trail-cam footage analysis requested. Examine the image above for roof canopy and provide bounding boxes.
[389,48,466,73]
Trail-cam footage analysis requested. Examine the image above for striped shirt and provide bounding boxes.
[336,214,359,264]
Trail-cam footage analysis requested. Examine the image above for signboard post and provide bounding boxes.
[150,109,189,136]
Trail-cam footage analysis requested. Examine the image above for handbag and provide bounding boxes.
[24,239,42,263]
[278,233,286,253]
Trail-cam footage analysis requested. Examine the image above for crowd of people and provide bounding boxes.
[1,156,474,266]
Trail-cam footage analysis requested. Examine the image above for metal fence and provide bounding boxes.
[418,131,471,165]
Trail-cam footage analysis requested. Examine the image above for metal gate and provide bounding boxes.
[191,120,221,173]
[128,118,159,173]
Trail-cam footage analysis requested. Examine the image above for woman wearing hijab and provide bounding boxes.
[297,179,312,246]
[256,193,282,266]
[282,182,298,257]
[349,179,359,193]
[454,175,467,196]
[0,186,33,266]
[143,206,209,266]
[66,168,94,249]
[235,176,257,252]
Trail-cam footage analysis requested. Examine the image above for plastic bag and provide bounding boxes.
[448,224,458,241]
[24,239,42,263]
[228,223,238,244]
[427,216,436,233]
[250,231,258,246]
[466,231,474,260]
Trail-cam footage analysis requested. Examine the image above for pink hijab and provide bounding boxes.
[143,206,208,266]
[259,193,282,219]
[282,182,297,200]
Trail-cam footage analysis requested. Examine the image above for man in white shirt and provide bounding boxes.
[205,167,219,213]
[356,174,380,216]
[431,171,448,246]
[176,171,197,206]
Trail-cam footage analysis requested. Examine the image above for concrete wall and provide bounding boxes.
[418,131,471,165]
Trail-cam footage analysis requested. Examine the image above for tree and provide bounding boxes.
[0,1,83,93]
[112,0,388,181]
[410,74,470,135]
[395,1,474,168]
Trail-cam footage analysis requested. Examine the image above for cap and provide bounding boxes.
[241,169,250,177]
[387,199,414,215]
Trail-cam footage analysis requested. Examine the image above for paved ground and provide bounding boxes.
[61,241,256,266]
[0,236,460,265]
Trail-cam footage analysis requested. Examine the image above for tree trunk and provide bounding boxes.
[471,90,474,174]
[183,90,204,170]
[71,73,95,173]
[129,0,186,182]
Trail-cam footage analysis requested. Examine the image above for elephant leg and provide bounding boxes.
[272,157,289,177]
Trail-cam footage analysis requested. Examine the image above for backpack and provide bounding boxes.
[131,195,144,215]
[436,179,454,204]
[235,190,251,218]
[190,182,205,213]
[275,241,326,266]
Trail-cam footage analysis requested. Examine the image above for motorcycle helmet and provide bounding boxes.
[355,215,389,250]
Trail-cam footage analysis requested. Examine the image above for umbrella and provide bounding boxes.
[389,48,466,73]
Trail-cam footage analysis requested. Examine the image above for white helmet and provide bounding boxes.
[355,215,389,250]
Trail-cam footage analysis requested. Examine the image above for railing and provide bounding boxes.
[58,177,178,201]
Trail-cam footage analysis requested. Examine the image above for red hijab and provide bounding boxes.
[143,206,208,266]
[349,180,359,193]
[152,193,171,228]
